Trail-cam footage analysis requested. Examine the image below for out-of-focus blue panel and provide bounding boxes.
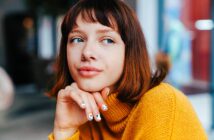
[158,0,164,48]
[211,0,214,130]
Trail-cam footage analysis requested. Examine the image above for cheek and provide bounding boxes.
[67,51,73,68]
[107,50,125,78]
[66,49,80,74]
[67,48,80,63]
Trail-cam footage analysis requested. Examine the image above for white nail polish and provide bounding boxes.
[88,113,93,121]
[102,104,108,111]
[81,102,86,108]
[96,114,101,121]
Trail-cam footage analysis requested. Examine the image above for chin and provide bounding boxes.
[77,82,104,92]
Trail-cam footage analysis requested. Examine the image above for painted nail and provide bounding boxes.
[96,114,101,121]
[102,104,108,111]
[106,89,110,96]
[88,113,93,121]
[81,101,86,108]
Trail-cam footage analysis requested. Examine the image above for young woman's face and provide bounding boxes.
[67,14,125,92]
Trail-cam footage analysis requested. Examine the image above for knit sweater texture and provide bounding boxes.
[49,83,207,140]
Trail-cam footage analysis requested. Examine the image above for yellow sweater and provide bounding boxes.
[49,83,208,140]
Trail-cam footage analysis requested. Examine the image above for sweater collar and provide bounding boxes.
[101,93,133,133]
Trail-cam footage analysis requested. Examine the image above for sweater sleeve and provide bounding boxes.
[48,131,80,140]
[123,83,208,140]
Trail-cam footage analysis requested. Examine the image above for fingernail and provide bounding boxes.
[81,102,86,109]
[96,114,101,121]
[88,113,93,121]
[102,104,108,111]
[106,89,110,96]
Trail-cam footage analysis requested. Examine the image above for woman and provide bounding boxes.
[49,0,207,139]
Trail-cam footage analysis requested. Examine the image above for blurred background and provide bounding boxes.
[0,0,213,139]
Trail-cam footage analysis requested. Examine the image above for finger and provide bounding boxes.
[101,87,110,100]
[57,89,73,100]
[57,89,65,99]
[93,92,108,111]
[70,83,88,108]
[70,83,94,121]
[64,86,86,109]
[80,93,93,121]
[87,94,101,122]
[70,82,78,89]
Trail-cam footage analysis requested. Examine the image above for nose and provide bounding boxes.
[81,41,97,61]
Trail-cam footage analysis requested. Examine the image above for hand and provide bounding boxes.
[53,83,110,140]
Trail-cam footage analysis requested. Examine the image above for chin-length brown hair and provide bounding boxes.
[50,0,167,104]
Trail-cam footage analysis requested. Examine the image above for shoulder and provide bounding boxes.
[131,83,207,139]
[131,83,188,123]
[137,82,199,120]
[124,83,188,138]
[132,83,183,124]
[139,82,191,109]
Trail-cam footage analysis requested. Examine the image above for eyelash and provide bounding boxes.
[68,36,115,45]
[69,37,84,44]
[102,38,115,44]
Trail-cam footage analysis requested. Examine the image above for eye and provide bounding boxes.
[102,38,114,44]
[69,37,84,44]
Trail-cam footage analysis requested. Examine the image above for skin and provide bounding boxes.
[53,14,125,140]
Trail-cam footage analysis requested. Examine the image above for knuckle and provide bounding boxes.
[65,85,71,90]
[57,89,65,97]
[71,82,77,88]
[58,89,64,94]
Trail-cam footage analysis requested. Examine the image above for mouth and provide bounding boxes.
[78,66,103,78]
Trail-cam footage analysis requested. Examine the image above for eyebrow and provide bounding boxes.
[69,30,83,34]
[70,28,117,35]
[96,29,116,34]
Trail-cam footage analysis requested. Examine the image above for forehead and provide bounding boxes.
[72,12,118,32]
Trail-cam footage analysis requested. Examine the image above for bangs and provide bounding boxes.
[80,9,115,28]
[79,8,117,29]
[62,0,122,39]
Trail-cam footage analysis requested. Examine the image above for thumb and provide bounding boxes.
[101,87,110,100]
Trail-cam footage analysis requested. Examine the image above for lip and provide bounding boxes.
[78,66,102,77]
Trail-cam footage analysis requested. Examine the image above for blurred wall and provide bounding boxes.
[137,0,158,58]
[0,0,26,67]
